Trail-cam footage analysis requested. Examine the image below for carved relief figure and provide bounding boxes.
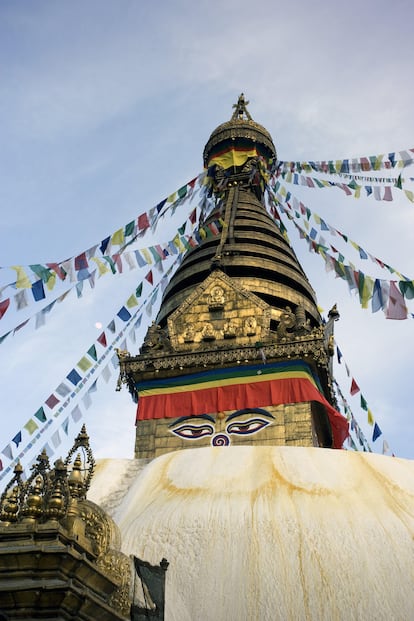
[277,306,296,338]
[245,316,257,336]
[223,320,237,338]
[202,323,216,341]
[208,286,225,310]
[183,325,195,343]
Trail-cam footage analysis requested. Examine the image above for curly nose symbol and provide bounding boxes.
[212,434,230,447]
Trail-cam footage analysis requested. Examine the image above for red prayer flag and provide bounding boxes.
[46,262,66,280]
[350,378,360,396]
[189,208,197,224]
[0,298,10,319]
[97,332,107,347]
[138,213,150,231]
[145,270,153,285]
[45,394,60,410]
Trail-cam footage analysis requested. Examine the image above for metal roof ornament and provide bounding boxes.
[231,93,252,121]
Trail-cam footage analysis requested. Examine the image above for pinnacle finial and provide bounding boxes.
[231,93,252,121]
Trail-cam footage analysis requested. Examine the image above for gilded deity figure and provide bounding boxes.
[208,286,225,310]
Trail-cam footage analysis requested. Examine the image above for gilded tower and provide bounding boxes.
[118,95,348,458]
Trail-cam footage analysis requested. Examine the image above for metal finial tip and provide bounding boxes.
[231,93,252,121]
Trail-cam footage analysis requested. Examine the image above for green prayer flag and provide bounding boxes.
[87,345,97,361]
[125,220,135,236]
[135,283,143,297]
[177,185,187,199]
[34,407,47,423]
[360,395,368,411]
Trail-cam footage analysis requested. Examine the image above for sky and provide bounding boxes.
[1,0,413,486]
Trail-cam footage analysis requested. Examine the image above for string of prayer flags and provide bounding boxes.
[0,172,205,308]
[335,345,391,453]
[0,253,185,483]
[275,148,414,176]
[267,184,413,282]
[0,215,214,339]
[275,207,413,319]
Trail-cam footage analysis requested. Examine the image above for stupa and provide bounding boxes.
[88,96,414,620]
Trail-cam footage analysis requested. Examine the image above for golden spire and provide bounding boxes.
[231,93,252,121]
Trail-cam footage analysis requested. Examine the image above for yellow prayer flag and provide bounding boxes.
[360,275,374,309]
[77,356,92,372]
[354,186,361,199]
[45,272,56,291]
[167,192,177,203]
[12,266,32,289]
[126,294,138,309]
[404,190,414,202]
[140,248,153,264]
[24,418,39,435]
[173,234,186,251]
[367,409,374,426]
[111,228,125,245]
[91,257,109,276]
[313,214,321,225]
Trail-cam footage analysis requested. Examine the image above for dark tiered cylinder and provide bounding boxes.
[157,185,320,329]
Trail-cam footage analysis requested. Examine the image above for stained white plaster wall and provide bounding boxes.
[89,447,414,621]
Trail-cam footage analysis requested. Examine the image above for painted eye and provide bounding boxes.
[226,418,271,436]
[170,424,214,439]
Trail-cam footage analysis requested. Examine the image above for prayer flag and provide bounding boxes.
[367,409,374,426]
[350,378,360,396]
[87,345,97,361]
[67,369,82,386]
[12,431,22,447]
[15,290,29,310]
[117,306,132,322]
[0,298,10,319]
[77,357,93,372]
[372,422,382,442]
[32,279,45,301]
[100,236,111,254]
[11,266,32,289]
[127,294,138,309]
[34,407,47,422]
[97,332,107,347]
[2,445,13,460]
[56,382,71,397]
[386,281,407,320]
[111,228,124,245]
[71,405,82,422]
[51,430,61,448]
[24,419,39,435]
[45,394,60,409]
[145,270,153,285]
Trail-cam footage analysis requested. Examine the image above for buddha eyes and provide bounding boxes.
[226,418,271,435]
[170,417,271,440]
[171,424,214,439]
